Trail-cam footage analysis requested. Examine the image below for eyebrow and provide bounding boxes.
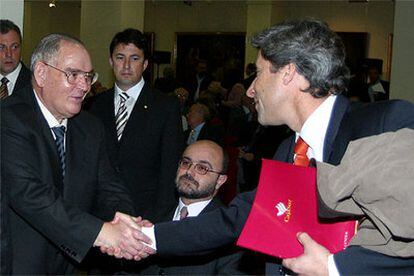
[182,156,213,169]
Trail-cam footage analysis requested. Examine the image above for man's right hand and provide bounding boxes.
[94,212,155,260]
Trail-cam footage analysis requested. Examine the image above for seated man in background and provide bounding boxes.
[133,140,251,275]
[186,102,225,147]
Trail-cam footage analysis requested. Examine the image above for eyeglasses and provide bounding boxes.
[42,62,98,85]
[178,158,223,175]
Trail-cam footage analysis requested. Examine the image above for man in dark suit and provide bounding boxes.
[186,59,212,102]
[117,19,414,274]
[367,65,390,102]
[89,29,183,224]
[131,140,248,275]
[185,102,225,146]
[0,19,31,98]
[1,33,152,275]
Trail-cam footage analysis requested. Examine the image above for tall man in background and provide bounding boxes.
[1,33,150,274]
[90,28,183,224]
[0,19,31,98]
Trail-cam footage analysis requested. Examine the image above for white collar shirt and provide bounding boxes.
[172,198,212,221]
[297,95,337,162]
[33,90,68,148]
[114,78,145,118]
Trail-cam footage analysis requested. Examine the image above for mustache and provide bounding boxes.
[178,173,199,187]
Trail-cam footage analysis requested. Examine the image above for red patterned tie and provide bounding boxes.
[294,137,310,167]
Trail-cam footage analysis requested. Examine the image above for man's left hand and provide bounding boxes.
[282,232,330,276]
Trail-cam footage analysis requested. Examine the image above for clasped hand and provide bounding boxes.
[94,212,156,261]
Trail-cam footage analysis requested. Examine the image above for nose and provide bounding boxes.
[246,78,256,98]
[5,46,12,57]
[123,58,130,69]
[76,75,91,93]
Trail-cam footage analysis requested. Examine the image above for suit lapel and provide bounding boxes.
[120,83,152,142]
[21,87,64,192]
[323,95,350,162]
[64,118,89,196]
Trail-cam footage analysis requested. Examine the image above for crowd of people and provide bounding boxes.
[1,17,414,275]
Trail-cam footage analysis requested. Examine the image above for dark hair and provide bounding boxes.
[0,19,22,43]
[109,28,148,59]
[221,149,229,174]
[251,19,350,97]
[246,63,257,75]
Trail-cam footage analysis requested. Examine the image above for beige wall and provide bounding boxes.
[22,0,81,66]
[21,0,396,87]
[269,0,394,80]
[390,1,414,102]
[80,0,145,87]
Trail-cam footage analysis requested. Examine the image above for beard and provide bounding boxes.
[176,173,215,199]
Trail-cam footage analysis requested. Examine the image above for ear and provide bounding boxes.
[214,174,228,191]
[282,63,295,85]
[109,56,114,68]
[33,62,48,88]
[142,59,149,72]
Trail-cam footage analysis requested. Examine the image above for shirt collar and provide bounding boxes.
[193,122,205,132]
[175,198,213,219]
[33,89,68,128]
[1,62,22,93]
[297,95,337,162]
[114,78,145,102]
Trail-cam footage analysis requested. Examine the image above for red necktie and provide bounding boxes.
[294,137,310,167]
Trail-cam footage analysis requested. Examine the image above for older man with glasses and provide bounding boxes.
[1,33,153,275]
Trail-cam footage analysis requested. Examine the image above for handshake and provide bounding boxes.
[93,212,156,261]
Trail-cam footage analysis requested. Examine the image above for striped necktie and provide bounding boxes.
[52,126,66,177]
[0,77,10,99]
[115,92,130,140]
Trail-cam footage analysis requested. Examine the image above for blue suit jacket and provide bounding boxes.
[155,95,414,274]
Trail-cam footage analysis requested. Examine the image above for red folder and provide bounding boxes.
[237,159,356,258]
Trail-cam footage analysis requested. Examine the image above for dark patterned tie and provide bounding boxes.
[0,77,10,99]
[180,206,188,220]
[52,126,66,177]
[115,92,130,140]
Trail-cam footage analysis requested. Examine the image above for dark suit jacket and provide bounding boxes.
[154,95,414,274]
[184,121,225,146]
[12,62,31,94]
[1,86,135,274]
[89,83,184,223]
[139,198,247,275]
[186,74,212,103]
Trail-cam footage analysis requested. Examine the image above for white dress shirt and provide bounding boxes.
[113,78,145,120]
[172,198,212,221]
[33,90,68,145]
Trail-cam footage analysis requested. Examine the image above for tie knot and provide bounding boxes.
[294,137,309,156]
[1,77,9,85]
[180,206,188,220]
[294,136,310,167]
[52,126,66,139]
[119,92,129,103]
